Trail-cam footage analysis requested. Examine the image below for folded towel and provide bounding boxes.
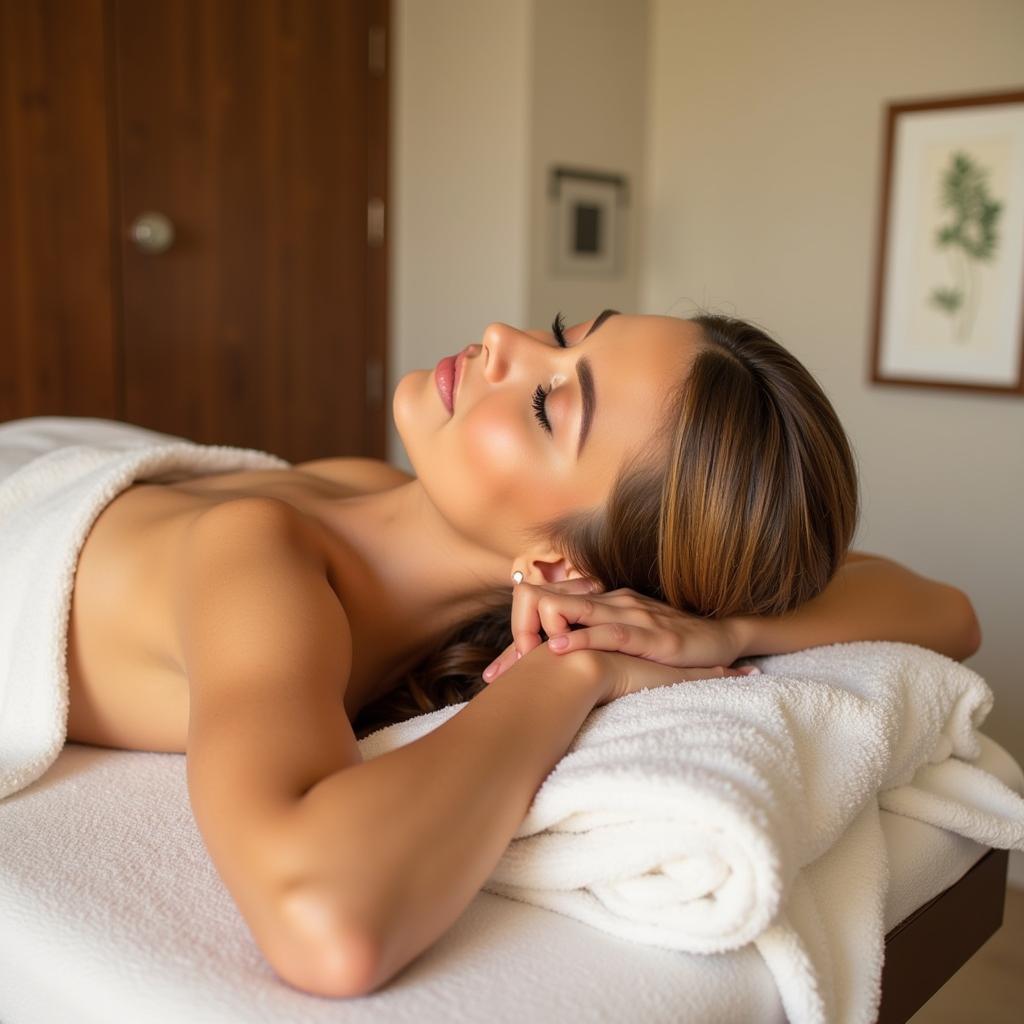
[358,641,1024,1024]
[0,416,290,800]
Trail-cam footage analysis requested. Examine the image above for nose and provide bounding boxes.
[480,321,543,383]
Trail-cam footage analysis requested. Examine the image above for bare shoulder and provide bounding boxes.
[188,494,319,549]
[178,496,366,975]
[292,456,415,493]
[180,495,362,803]
[842,549,884,565]
[182,498,350,679]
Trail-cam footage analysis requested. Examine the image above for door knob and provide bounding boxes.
[129,212,175,255]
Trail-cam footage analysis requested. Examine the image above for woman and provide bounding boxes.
[55,310,979,997]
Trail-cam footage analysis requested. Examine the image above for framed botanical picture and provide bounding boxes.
[548,167,629,278]
[869,88,1024,394]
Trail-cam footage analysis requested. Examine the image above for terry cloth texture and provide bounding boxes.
[0,416,290,800]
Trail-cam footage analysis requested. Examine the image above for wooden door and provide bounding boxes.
[0,0,388,462]
[114,0,387,460]
[0,0,120,420]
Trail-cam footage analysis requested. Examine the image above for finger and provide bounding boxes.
[482,641,518,683]
[676,665,728,681]
[510,578,605,656]
[517,631,544,660]
[534,592,603,643]
[678,665,759,680]
[541,591,648,642]
[548,622,658,658]
[509,581,547,658]
[596,591,666,615]
[520,576,604,595]
[509,581,587,654]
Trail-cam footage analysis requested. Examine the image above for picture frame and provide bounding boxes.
[869,88,1024,395]
[548,167,629,278]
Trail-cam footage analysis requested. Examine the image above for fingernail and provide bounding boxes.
[515,650,523,661]
[483,664,495,680]
[549,635,569,650]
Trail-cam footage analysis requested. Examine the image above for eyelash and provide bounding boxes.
[532,312,569,434]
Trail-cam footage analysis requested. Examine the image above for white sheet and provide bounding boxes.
[1,734,1018,1024]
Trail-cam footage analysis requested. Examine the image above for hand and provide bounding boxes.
[481,579,752,683]
[589,649,760,707]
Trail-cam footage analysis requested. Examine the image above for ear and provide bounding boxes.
[525,551,583,585]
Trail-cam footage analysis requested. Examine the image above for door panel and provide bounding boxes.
[113,0,380,461]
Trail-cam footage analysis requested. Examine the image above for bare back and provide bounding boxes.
[65,457,414,753]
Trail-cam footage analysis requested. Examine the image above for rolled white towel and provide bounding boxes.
[358,641,1024,1024]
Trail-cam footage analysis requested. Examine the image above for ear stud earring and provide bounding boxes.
[511,570,525,585]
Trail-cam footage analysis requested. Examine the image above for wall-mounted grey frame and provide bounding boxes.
[548,166,629,279]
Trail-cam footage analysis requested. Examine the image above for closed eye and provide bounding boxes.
[532,312,570,434]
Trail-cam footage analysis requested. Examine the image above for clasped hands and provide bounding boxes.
[482,576,762,692]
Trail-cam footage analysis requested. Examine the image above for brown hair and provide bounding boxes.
[353,312,859,739]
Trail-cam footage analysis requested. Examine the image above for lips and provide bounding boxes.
[434,355,456,414]
[435,347,469,416]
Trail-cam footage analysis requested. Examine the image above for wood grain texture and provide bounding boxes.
[0,0,119,420]
[113,0,381,460]
[909,881,1024,1023]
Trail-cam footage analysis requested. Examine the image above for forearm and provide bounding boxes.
[283,645,604,994]
[730,557,981,662]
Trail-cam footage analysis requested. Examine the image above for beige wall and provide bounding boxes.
[390,0,1023,759]
[389,0,649,473]
[526,0,649,328]
[642,0,1024,773]
[390,0,1024,883]
[388,0,532,470]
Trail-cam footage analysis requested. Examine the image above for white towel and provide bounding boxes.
[358,641,1024,1024]
[0,416,290,800]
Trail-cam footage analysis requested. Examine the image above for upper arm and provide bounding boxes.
[177,498,363,960]
[839,548,981,659]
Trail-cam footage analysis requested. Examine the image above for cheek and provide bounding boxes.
[425,406,530,552]
[459,405,581,532]
[459,404,524,508]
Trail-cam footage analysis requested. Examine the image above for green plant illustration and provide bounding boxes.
[928,150,1003,343]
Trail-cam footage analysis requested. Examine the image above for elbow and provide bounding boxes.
[952,588,982,662]
[281,928,381,999]
[268,883,384,998]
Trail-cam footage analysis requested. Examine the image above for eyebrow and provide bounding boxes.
[576,309,618,458]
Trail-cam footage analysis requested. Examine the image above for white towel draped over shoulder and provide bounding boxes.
[0,416,290,800]
[358,641,1024,1024]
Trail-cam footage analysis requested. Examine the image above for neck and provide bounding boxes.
[320,480,511,696]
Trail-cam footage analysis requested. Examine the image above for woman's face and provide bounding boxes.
[393,311,701,560]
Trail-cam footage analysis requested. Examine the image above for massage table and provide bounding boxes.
[0,734,1018,1023]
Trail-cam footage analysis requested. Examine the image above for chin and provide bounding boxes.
[391,370,430,474]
